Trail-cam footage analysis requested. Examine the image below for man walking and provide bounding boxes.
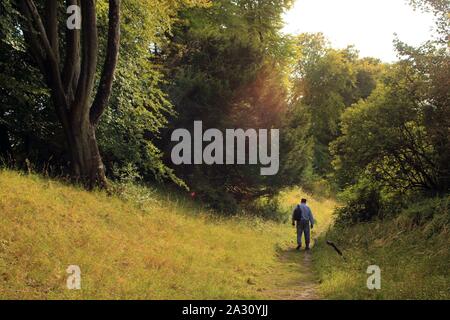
[292,198,315,250]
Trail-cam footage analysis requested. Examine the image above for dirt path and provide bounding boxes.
[261,245,320,300]
[258,191,336,300]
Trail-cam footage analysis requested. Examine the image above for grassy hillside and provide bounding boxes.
[313,197,450,299]
[2,169,446,300]
[0,170,334,299]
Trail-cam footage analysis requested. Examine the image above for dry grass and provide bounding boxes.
[313,196,450,299]
[0,170,339,299]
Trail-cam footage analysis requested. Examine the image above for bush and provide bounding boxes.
[198,188,239,215]
[333,176,420,225]
[396,196,450,230]
[243,197,287,222]
[302,177,335,199]
[334,179,383,225]
[110,163,160,210]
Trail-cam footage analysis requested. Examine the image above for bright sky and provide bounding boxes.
[283,0,437,62]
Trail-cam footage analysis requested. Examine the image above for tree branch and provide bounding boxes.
[326,240,345,260]
[18,0,70,132]
[20,0,58,67]
[72,0,98,122]
[90,0,121,125]
[17,2,46,74]
[62,0,81,100]
[44,0,59,63]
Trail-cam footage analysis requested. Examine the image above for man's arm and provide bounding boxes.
[308,208,315,228]
[292,207,296,226]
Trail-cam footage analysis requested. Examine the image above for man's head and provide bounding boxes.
[301,198,307,204]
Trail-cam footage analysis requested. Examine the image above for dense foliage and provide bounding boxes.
[0,0,448,216]
[330,1,449,224]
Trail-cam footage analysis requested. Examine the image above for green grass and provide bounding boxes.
[4,169,445,300]
[313,197,450,299]
[0,170,335,299]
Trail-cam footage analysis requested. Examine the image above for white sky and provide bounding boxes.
[282,0,437,62]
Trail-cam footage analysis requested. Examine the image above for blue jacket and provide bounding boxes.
[293,203,315,226]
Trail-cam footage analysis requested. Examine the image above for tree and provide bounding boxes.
[157,0,299,211]
[291,33,384,176]
[330,0,449,224]
[15,0,121,188]
[409,0,449,42]
[162,0,293,131]
[1,0,60,166]
[331,58,448,195]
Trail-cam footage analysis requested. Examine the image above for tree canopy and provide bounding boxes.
[0,0,448,217]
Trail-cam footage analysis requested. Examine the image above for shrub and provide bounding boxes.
[334,179,383,225]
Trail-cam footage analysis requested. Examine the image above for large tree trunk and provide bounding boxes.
[17,0,120,189]
[67,118,107,189]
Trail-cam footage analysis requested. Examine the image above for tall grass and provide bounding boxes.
[0,170,337,299]
[313,196,450,299]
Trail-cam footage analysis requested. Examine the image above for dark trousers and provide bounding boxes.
[296,220,311,248]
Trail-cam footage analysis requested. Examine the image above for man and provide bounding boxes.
[292,198,315,250]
